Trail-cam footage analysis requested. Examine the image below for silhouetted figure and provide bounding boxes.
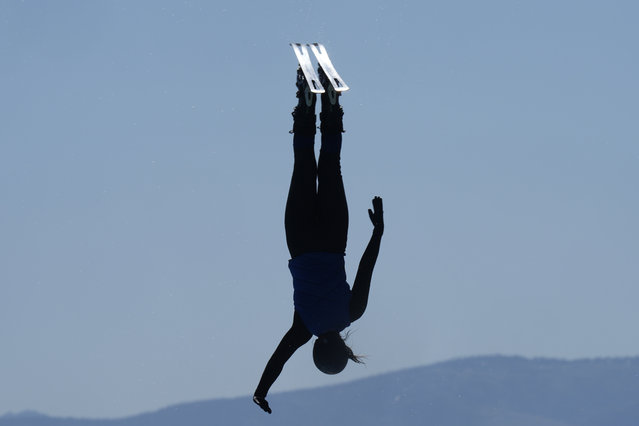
[253,67,384,414]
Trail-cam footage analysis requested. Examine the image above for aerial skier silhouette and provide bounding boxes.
[253,64,384,414]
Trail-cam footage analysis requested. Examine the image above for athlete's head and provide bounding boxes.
[313,331,364,375]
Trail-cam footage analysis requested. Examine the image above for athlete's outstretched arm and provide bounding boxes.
[253,311,312,413]
[350,196,384,322]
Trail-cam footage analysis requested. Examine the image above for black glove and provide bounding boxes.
[368,196,384,233]
[253,395,272,414]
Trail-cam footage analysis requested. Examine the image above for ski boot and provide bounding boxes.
[291,67,317,135]
[318,65,344,134]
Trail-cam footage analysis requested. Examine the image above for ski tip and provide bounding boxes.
[308,42,323,53]
[290,42,307,53]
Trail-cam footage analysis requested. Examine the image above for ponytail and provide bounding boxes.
[342,330,366,364]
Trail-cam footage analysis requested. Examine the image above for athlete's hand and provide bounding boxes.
[368,196,384,234]
[253,395,272,414]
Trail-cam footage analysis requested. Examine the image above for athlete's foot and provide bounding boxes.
[291,67,317,135]
[318,66,341,111]
[296,67,317,110]
[318,66,344,134]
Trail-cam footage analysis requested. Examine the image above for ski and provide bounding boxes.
[309,43,349,92]
[290,43,325,94]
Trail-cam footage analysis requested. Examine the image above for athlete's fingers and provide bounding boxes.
[372,196,383,212]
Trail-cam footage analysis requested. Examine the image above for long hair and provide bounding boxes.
[342,330,366,364]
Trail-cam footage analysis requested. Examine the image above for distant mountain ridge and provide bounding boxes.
[0,413,45,420]
[3,355,639,426]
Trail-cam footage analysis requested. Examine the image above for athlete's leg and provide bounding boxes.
[316,69,348,254]
[285,135,318,258]
[285,68,319,258]
[317,133,348,254]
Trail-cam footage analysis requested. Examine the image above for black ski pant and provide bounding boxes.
[285,133,348,258]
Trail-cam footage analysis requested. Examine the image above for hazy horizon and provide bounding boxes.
[2,355,639,424]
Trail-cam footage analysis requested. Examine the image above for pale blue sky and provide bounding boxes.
[1,0,638,419]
